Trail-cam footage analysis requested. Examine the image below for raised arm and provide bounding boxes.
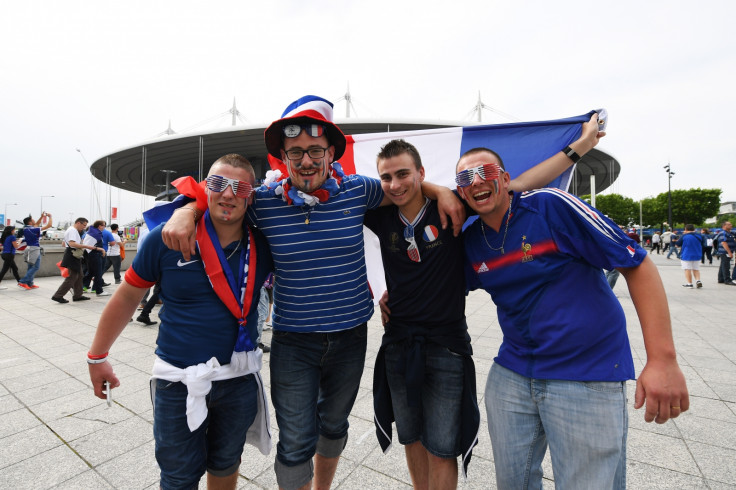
[618,256,689,424]
[509,113,605,192]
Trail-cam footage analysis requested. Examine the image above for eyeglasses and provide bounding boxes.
[282,124,326,139]
[284,147,329,161]
[205,174,253,198]
[404,224,421,263]
[455,163,503,188]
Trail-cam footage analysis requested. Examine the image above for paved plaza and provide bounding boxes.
[1,252,735,489]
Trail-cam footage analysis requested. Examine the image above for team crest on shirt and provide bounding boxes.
[627,245,636,257]
[388,232,400,253]
[521,235,534,263]
[423,225,439,242]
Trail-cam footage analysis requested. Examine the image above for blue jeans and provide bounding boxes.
[485,363,627,490]
[19,254,41,286]
[667,245,680,259]
[152,375,258,490]
[270,324,367,489]
[384,343,464,457]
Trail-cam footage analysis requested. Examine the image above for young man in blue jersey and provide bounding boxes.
[88,154,272,489]
[676,224,704,288]
[18,212,53,289]
[161,96,466,490]
[371,118,604,488]
[457,148,689,489]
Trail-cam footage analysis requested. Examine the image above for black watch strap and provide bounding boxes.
[562,145,581,163]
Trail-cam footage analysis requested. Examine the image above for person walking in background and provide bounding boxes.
[19,212,53,289]
[0,226,22,289]
[651,230,661,254]
[662,229,673,254]
[701,228,713,265]
[82,220,109,297]
[52,217,97,303]
[716,222,736,285]
[667,230,681,259]
[103,223,126,284]
[677,224,704,288]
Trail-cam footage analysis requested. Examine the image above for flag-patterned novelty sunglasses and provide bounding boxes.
[282,124,326,138]
[455,163,503,188]
[205,175,253,198]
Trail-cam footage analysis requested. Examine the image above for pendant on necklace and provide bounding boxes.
[305,218,310,225]
[500,247,504,254]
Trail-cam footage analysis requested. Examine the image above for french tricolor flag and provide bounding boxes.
[269,111,599,191]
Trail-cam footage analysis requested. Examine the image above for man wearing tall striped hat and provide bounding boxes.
[162,96,465,490]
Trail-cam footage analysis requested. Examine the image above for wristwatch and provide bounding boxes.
[562,145,581,163]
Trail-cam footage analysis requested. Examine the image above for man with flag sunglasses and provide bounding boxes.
[457,147,689,489]
[87,154,273,489]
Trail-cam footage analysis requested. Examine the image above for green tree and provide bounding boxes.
[635,188,721,228]
[582,193,638,225]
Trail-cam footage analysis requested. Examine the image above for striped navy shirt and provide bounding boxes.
[248,174,384,332]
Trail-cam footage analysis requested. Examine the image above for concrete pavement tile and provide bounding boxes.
[31,389,119,422]
[0,359,54,381]
[626,460,709,489]
[627,427,700,475]
[70,415,153,466]
[695,366,736,385]
[341,416,383,464]
[237,442,274,480]
[0,424,63,469]
[2,367,72,393]
[45,403,135,442]
[706,482,736,490]
[360,445,413,486]
[0,393,23,414]
[96,439,159,489]
[680,396,736,423]
[680,354,736,372]
[0,444,90,489]
[0,407,42,438]
[681,376,720,399]
[459,456,496,489]
[348,388,374,422]
[114,386,153,414]
[674,415,736,449]
[339,463,412,489]
[15,376,87,407]
[709,382,736,403]
[687,441,736,484]
[51,469,114,489]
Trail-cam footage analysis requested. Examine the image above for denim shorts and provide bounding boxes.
[152,375,258,489]
[485,363,628,489]
[270,323,367,489]
[384,342,464,458]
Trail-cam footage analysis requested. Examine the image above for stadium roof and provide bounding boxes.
[90,120,619,199]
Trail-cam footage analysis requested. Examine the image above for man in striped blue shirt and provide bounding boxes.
[163,95,464,490]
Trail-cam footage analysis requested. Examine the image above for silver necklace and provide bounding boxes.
[480,195,513,254]
[226,240,241,260]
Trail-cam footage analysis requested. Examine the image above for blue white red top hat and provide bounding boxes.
[264,95,347,161]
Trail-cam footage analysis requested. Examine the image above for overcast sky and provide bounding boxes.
[2,1,734,226]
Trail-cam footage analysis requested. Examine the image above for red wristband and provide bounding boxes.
[87,351,109,360]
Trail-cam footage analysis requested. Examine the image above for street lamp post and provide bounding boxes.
[40,195,54,219]
[664,164,675,229]
[4,202,18,226]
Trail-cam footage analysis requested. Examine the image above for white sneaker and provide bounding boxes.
[0,286,7,290]
[96,291,112,297]
[682,284,694,289]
